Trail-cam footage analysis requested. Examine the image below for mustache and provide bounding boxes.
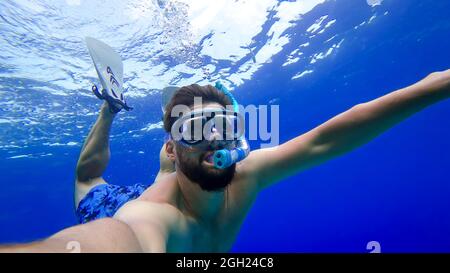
[199,143,228,162]
[205,141,228,151]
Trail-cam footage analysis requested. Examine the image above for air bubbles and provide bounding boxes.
[366,0,383,7]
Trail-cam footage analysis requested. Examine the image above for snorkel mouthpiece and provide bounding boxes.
[213,146,247,169]
[213,150,231,169]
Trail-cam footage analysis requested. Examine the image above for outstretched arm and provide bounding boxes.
[0,218,142,253]
[243,70,450,189]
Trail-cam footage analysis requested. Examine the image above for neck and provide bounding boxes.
[176,169,226,223]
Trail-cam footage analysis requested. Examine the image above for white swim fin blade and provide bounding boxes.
[86,37,132,113]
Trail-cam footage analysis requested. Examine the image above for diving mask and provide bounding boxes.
[170,108,244,146]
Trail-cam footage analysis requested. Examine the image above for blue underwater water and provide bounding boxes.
[0,0,450,252]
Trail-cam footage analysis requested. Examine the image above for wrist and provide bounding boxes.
[100,102,116,118]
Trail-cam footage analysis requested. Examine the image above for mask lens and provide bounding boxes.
[206,113,243,141]
[175,109,244,146]
[181,116,206,144]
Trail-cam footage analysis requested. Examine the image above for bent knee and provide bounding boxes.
[74,177,107,208]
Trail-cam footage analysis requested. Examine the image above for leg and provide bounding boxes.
[75,102,115,207]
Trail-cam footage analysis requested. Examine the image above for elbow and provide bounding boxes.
[349,102,370,115]
[310,127,335,152]
[354,102,368,108]
[310,102,372,156]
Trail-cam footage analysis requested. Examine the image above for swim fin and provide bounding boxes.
[86,37,132,113]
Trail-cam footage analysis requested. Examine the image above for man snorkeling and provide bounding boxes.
[1,67,449,252]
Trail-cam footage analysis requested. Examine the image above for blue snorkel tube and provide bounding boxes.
[213,81,250,169]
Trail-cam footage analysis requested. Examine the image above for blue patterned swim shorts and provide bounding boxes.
[76,183,148,224]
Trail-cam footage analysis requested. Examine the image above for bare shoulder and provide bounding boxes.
[237,148,278,176]
[232,148,278,190]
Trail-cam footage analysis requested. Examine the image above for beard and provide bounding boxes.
[176,146,236,192]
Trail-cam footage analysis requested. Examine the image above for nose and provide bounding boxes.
[208,140,226,150]
[207,131,226,149]
[206,126,221,141]
[205,125,230,149]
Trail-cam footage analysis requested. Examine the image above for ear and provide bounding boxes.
[165,140,176,162]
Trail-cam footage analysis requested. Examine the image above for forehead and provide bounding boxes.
[190,102,225,111]
[170,102,227,121]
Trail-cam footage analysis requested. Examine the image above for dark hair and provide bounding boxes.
[163,84,232,132]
